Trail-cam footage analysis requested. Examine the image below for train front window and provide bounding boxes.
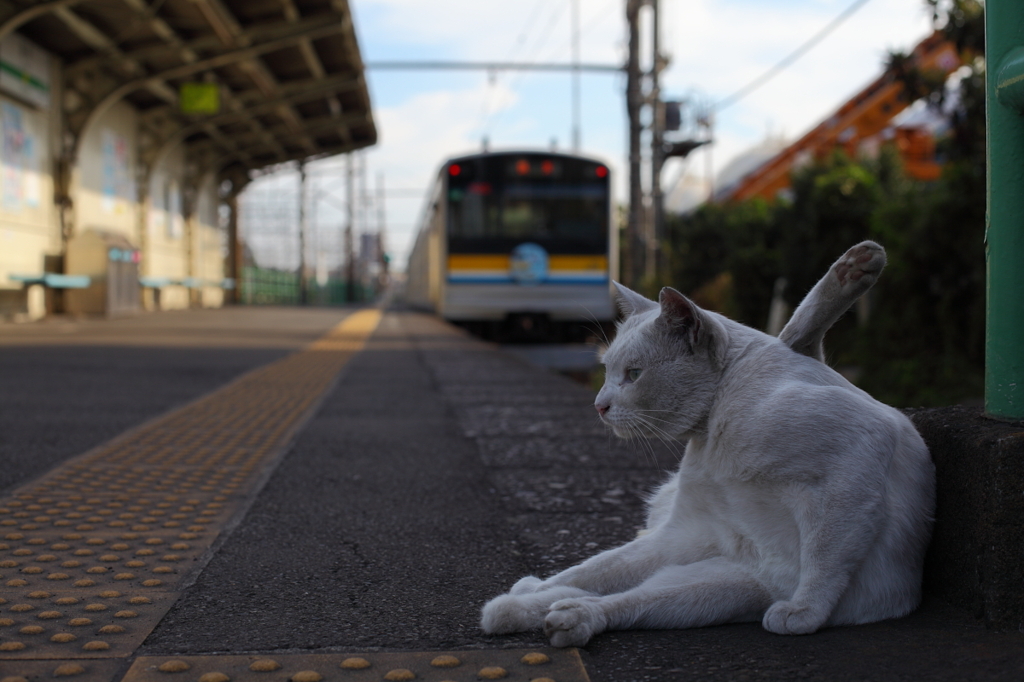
[447,156,609,254]
[500,200,540,240]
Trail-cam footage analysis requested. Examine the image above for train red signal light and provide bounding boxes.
[540,160,554,175]
[449,163,461,176]
[515,159,530,175]
[595,165,608,178]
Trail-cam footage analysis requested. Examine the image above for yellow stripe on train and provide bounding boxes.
[447,254,608,272]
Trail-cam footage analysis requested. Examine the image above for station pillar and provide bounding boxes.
[985,0,1024,422]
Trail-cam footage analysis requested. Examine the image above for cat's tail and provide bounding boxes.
[779,241,886,362]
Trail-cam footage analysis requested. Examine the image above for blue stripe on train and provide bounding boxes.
[446,277,608,285]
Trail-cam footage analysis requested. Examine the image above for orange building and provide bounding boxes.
[719,32,962,203]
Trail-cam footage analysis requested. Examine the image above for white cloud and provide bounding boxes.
[360,0,625,62]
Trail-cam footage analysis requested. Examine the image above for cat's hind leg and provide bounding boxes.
[542,558,772,647]
[779,241,886,361]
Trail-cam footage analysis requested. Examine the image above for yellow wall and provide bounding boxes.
[146,145,187,282]
[194,173,225,308]
[142,157,225,310]
[0,31,230,319]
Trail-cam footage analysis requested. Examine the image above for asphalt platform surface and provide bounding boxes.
[3,306,1024,681]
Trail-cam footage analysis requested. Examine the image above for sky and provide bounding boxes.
[240,0,936,274]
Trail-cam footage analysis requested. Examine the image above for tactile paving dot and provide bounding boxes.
[0,527,211,593]
[121,650,589,682]
[0,589,178,658]
[0,311,383,665]
[0,659,125,682]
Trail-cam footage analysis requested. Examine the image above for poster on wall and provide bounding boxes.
[1,100,41,211]
[0,33,50,110]
[102,128,133,214]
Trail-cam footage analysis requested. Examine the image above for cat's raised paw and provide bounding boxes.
[762,600,825,635]
[543,597,608,648]
[833,241,885,290]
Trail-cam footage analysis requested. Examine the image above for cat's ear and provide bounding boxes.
[613,281,658,318]
[658,287,706,350]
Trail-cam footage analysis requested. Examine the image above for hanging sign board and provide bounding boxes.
[180,82,220,114]
[0,33,50,110]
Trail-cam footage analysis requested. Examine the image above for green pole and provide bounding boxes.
[985,0,1024,422]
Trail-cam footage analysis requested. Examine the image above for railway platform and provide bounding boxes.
[1,306,1024,682]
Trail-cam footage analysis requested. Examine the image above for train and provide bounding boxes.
[404,150,617,341]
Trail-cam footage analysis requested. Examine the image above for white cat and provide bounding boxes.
[481,241,935,647]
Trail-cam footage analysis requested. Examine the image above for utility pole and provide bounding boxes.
[226,192,241,305]
[626,0,644,287]
[624,0,709,288]
[648,0,664,285]
[312,174,324,305]
[345,153,356,303]
[298,160,308,305]
[358,152,368,295]
[377,172,388,290]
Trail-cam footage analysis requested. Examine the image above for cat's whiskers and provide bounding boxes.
[634,427,662,468]
[634,410,680,422]
[635,416,689,462]
[578,304,612,349]
[634,414,681,443]
[634,411,681,430]
[615,412,686,467]
[609,415,660,469]
[618,411,684,471]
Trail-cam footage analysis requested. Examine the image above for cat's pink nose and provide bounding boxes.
[595,402,610,416]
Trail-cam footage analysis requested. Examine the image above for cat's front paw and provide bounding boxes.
[480,594,546,634]
[543,597,608,648]
[762,600,826,635]
[833,241,885,291]
[510,575,545,595]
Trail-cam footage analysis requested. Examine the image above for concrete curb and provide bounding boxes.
[909,405,1024,631]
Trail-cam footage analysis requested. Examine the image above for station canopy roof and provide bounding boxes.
[2,0,376,184]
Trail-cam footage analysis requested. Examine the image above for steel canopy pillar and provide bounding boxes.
[986,0,1024,421]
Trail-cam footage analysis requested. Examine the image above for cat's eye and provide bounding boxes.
[626,368,642,382]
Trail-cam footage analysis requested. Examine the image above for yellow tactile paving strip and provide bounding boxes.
[0,311,382,669]
[0,309,591,682]
[121,649,588,682]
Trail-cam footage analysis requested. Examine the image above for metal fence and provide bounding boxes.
[240,267,374,306]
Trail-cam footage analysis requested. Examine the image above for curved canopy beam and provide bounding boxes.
[68,20,347,161]
[6,0,376,212]
[0,0,88,42]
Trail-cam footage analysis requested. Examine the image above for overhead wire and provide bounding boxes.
[534,0,620,65]
[483,0,620,142]
[510,0,551,60]
[713,0,875,112]
[476,0,550,132]
[481,2,569,138]
[580,0,621,39]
